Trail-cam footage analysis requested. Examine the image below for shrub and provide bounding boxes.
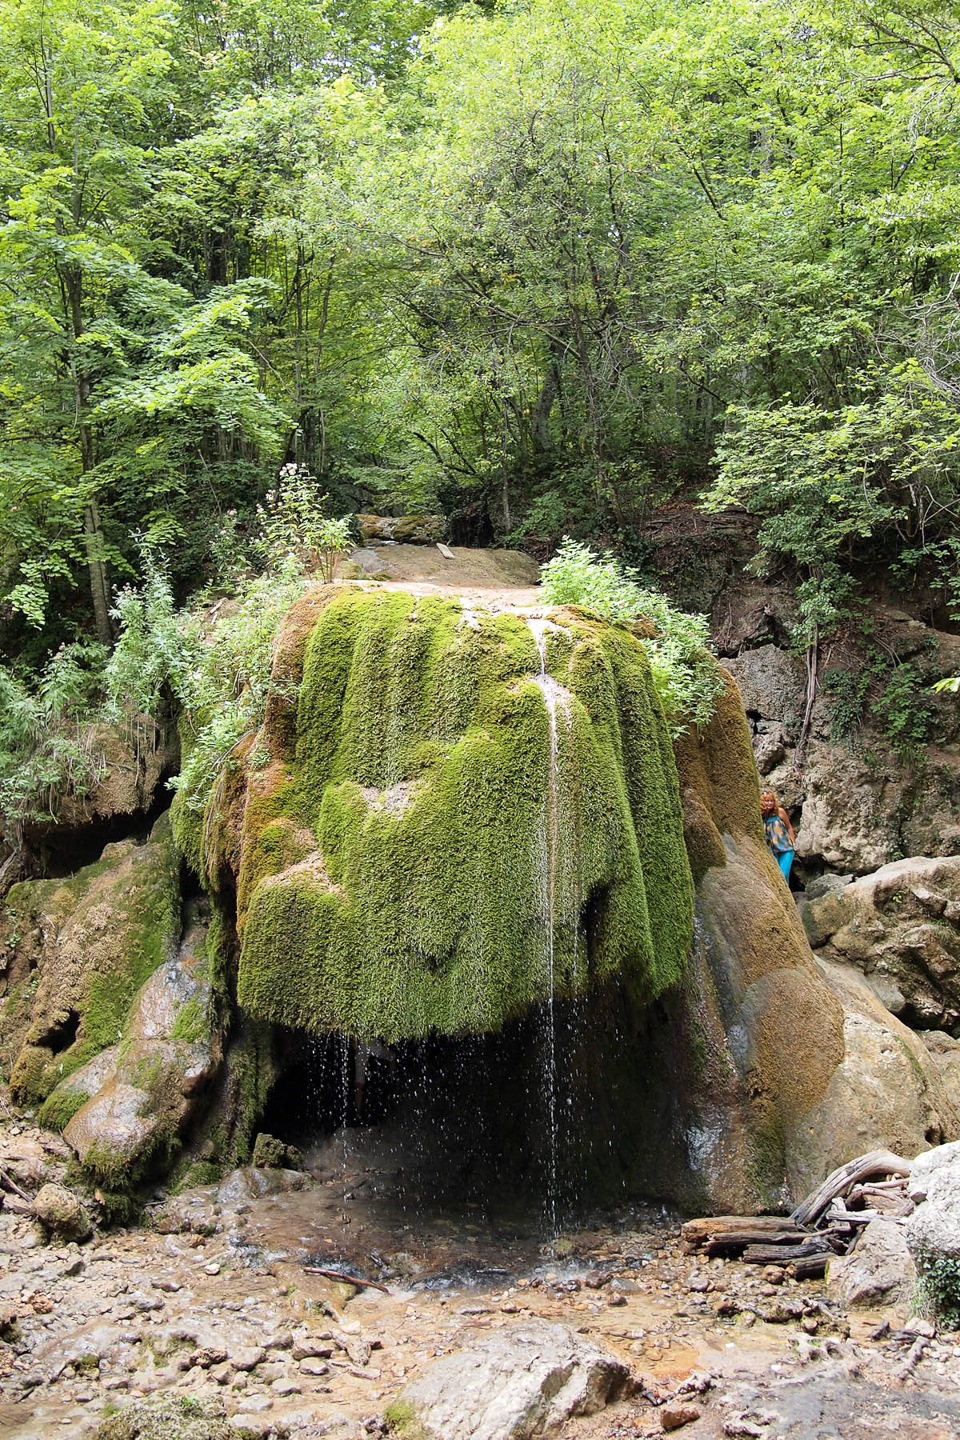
[915,1252,960,1330]
[540,538,723,733]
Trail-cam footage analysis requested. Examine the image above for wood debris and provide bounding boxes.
[681,1148,915,1278]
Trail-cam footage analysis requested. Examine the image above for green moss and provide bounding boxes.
[384,1401,429,1440]
[37,1086,89,1132]
[235,591,694,1041]
[170,993,208,1044]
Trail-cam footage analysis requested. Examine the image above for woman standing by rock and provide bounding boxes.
[761,788,796,883]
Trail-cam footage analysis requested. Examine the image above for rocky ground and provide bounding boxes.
[4,1101,960,1440]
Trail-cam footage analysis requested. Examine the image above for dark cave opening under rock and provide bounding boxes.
[256,982,695,1224]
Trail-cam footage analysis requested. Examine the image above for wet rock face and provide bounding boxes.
[396,1320,631,1440]
[800,856,960,1029]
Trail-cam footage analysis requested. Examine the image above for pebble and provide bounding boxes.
[299,1358,329,1376]
[660,1404,701,1431]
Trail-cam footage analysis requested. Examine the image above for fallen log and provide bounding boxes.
[787,1254,829,1281]
[681,1216,803,1253]
[791,1149,910,1229]
[702,1230,809,1258]
[742,1238,833,1266]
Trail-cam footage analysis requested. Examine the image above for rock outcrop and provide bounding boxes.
[184,590,694,1041]
[394,1320,631,1440]
[0,816,182,1107]
[799,856,960,1029]
[718,593,960,875]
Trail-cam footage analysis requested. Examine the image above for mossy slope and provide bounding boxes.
[1,814,182,1105]
[228,590,693,1041]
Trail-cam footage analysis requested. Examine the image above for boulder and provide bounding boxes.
[395,1320,631,1440]
[799,856,960,1028]
[786,960,958,1193]
[357,513,446,544]
[57,926,221,1188]
[907,1142,960,1260]
[31,1182,93,1242]
[827,1218,916,1307]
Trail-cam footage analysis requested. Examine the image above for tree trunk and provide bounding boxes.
[83,499,112,646]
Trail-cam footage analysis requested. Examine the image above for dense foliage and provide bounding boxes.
[1,0,959,660]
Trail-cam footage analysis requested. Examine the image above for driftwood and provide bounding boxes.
[742,1237,833,1266]
[680,1216,803,1253]
[681,1148,915,1280]
[791,1149,910,1229]
[787,1254,829,1281]
[303,1267,389,1294]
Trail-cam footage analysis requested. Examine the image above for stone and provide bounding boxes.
[356,513,447,545]
[907,1143,960,1260]
[826,1219,916,1307]
[60,926,221,1189]
[1,815,181,1117]
[31,1183,93,1243]
[799,857,960,1028]
[250,1133,302,1170]
[787,961,958,1188]
[396,1320,631,1440]
[661,1406,701,1431]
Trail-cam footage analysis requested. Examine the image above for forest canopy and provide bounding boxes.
[0,0,959,654]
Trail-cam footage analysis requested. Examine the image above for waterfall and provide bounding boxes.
[526,617,577,1233]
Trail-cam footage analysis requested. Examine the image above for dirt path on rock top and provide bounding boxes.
[4,1113,960,1440]
[346,542,542,608]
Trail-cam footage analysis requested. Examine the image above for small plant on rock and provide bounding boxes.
[540,538,723,734]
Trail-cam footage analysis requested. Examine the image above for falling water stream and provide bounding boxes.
[527,617,570,1234]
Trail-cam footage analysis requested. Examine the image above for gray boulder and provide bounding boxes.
[907,1142,960,1263]
[799,856,960,1029]
[396,1320,632,1440]
[827,1218,915,1307]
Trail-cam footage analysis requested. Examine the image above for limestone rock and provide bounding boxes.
[58,928,220,1187]
[919,1030,960,1103]
[210,591,693,1042]
[718,598,960,874]
[19,715,176,861]
[0,814,181,1109]
[357,513,446,544]
[396,1320,631,1440]
[786,960,959,1195]
[827,1218,915,1307]
[31,1182,93,1242]
[907,1143,960,1260]
[723,644,806,729]
[799,856,960,1028]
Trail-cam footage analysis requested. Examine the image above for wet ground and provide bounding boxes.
[3,1114,960,1439]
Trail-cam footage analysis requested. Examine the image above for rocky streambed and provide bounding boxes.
[4,1103,960,1440]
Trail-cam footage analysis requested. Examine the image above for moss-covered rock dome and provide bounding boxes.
[195,589,694,1041]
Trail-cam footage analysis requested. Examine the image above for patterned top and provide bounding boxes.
[764,811,793,855]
